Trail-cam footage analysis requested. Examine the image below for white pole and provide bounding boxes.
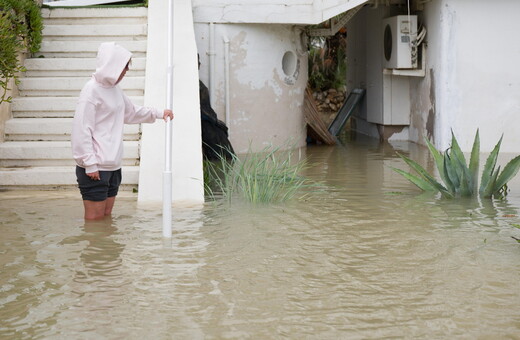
[163,0,174,238]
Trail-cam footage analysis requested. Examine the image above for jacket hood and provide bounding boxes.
[93,42,132,87]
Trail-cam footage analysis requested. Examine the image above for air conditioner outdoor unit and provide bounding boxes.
[382,15,417,69]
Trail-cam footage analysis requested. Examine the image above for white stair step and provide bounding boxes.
[12,96,144,117]
[0,141,139,167]
[1,6,149,189]
[4,118,140,141]
[36,40,147,58]
[42,24,147,38]
[41,7,147,25]
[23,57,146,77]
[0,165,139,187]
[24,57,146,71]
[18,77,144,97]
[41,7,147,19]
[44,16,147,26]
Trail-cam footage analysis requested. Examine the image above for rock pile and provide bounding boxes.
[312,87,347,113]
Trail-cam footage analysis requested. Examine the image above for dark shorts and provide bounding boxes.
[76,166,122,201]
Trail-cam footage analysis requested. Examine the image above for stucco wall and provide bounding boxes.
[195,23,308,153]
[414,0,520,152]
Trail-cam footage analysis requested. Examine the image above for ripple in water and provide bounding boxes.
[1,138,520,339]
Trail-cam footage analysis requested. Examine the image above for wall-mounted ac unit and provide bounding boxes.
[382,15,417,69]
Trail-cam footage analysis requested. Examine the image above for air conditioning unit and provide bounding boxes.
[382,15,417,69]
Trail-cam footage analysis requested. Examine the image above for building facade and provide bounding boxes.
[345,0,520,153]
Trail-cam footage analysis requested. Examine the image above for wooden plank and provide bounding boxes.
[303,88,336,145]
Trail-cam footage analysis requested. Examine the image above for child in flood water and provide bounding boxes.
[71,42,173,220]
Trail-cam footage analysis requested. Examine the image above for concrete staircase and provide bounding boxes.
[0,6,148,190]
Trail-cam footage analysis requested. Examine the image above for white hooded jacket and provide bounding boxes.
[72,42,162,173]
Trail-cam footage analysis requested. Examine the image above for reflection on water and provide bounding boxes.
[1,136,520,339]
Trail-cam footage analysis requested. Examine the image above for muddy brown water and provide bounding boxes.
[1,136,520,339]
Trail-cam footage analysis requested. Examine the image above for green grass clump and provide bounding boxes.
[204,144,310,204]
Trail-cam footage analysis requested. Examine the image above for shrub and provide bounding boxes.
[0,0,43,103]
[308,32,346,92]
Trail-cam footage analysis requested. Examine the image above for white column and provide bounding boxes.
[139,0,204,204]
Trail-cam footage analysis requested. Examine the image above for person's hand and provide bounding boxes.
[87,171,100,181]
[163,109,174,121]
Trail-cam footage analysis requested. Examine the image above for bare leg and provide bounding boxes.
[104,196,116,216]
[83,200,108,220]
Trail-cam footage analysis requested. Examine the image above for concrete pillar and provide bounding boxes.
[138,0,204,204]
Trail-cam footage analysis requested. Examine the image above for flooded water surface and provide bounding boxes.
[1,137,520,339]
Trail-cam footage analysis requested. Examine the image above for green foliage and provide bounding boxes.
[0,0,43,103]
[393,130,520,199]
[204,144,311,204]
[308,32,346,92]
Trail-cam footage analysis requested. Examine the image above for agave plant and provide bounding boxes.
[393,130,520,198]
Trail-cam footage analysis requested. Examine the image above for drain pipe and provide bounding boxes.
[223,36,230,131]
[163,0,174,239]
[208,23,216,108]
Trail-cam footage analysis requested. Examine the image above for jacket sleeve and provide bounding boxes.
[71,99,99,173]
[123,93,162,124]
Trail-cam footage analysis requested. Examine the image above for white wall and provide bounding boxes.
[347,1,520,153]
[415,0,520,152]
[195,23,308,153]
